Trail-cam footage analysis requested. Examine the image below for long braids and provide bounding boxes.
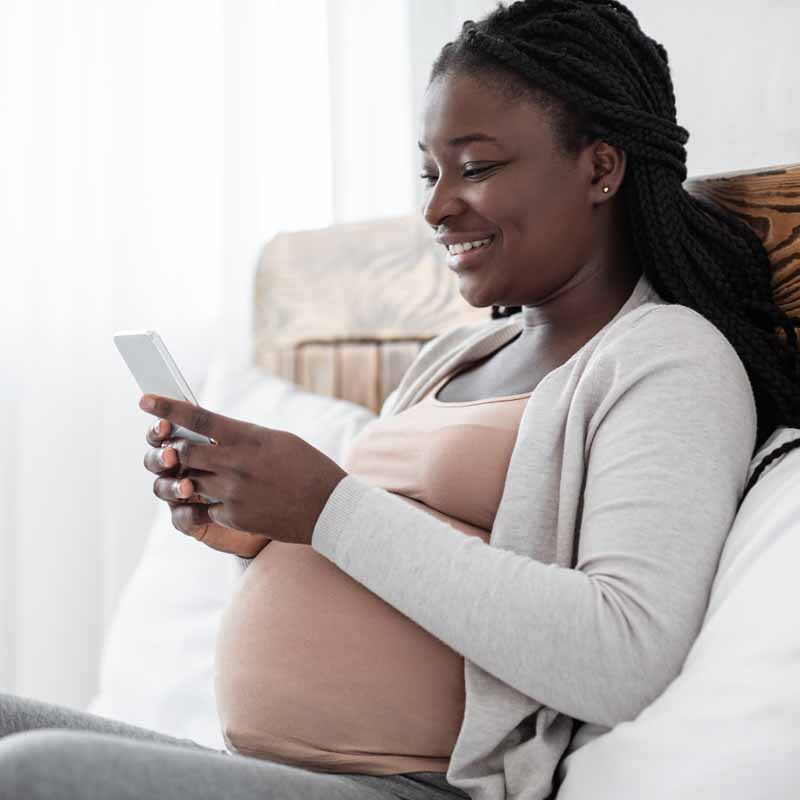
[428,0,800,505]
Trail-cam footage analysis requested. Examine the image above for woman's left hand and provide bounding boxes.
[139,394,349,547]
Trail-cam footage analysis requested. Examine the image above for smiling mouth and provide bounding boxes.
[447,235,496,270]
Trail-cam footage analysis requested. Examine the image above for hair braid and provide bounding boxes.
[427,0,800,505]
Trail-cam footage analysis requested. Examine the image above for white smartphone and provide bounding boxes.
[113,329,217,448]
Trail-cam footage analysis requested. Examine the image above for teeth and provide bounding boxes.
[447,236,493,255]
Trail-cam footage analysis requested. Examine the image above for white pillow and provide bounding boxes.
[556,426,800,800]
[85,358,376,749]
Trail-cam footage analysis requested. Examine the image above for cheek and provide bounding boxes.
[472,169,582,258]
[514,178,583,253]
[484,171,555,240]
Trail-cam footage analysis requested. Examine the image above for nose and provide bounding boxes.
[421,177,466,230]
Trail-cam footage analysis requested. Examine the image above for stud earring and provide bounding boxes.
[602,186,610,193]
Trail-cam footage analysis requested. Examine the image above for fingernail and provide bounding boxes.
[178,479,191,497]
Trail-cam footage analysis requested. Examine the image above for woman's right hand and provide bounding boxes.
[144,417,272,559]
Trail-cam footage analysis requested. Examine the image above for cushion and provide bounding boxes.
[85,356,376,748]
[555,426,800,800]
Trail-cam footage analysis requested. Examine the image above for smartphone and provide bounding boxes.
[113,329,217,449]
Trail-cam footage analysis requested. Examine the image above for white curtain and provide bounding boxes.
[0,0,426,708]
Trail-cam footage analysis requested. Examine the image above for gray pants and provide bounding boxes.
[0,692,470,799]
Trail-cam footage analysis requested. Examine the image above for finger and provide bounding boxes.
[169,502,213,538]
[143,444,181,476]
[139,395,236,446]
[154,475,198,502]
[170,438,225,474]
[145,418,172,448]
[155,472,227,504]
[166,492,210,510]
[186,472,228,504]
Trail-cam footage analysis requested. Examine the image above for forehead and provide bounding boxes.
[419,72,551,155]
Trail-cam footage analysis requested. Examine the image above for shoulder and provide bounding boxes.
[595,302,750,378]
[585,302,758,444]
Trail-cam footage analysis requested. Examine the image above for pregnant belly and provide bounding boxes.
[213,533,472,774]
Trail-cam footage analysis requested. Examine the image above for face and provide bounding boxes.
[419,71,618,314]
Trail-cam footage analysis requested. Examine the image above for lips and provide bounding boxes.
[435,232,496,247]
[447,235,496,270]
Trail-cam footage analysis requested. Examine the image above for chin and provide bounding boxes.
[460,295,495,312]
[459,286,506,311]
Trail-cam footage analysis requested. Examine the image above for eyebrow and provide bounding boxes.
[417,133,503,152]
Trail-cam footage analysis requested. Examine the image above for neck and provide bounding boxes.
[515,260,644,351]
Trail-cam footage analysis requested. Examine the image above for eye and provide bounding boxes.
[418,165,492,185]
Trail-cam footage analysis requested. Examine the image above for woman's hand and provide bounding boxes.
[140,394,349,548]
[144,417,272,558]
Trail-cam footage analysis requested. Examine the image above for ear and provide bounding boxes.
[589,140,626,203]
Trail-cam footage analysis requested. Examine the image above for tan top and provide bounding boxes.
[213,367,531,774]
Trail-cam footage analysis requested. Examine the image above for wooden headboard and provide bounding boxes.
[254,162,800,415]
[683,162,800,339]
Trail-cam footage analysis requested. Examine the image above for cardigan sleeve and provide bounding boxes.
[308,308,758,727]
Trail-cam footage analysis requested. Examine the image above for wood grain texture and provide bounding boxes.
[685,162,800,347]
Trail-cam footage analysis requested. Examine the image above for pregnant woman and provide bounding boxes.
[2,1,798,798]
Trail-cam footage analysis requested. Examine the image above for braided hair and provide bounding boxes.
[428,0,800,506]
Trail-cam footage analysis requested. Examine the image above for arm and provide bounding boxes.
[308,310,758,727]
[228,387,395,579]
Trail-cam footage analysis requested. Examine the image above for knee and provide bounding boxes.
[0,730,81,799]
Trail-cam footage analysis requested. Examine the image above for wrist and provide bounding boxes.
[236,536,272,559]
